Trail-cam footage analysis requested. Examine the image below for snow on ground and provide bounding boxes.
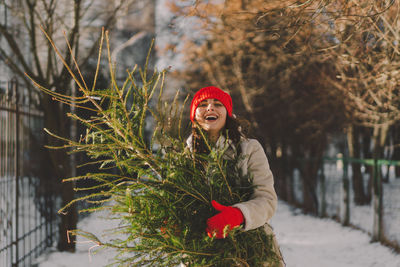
[270,202,400,267]
[35,201,400,267]
[35,209,121,267]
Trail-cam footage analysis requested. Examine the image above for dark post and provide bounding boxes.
[13,79,20,267]
[319,159,326,218]
[372,158,383,242]
[342,157,350,226]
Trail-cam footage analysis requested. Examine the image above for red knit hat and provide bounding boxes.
[190,86,232,122]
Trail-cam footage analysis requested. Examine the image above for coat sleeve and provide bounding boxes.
[233,139,278,231]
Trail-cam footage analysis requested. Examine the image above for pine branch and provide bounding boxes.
[31,29,281,266]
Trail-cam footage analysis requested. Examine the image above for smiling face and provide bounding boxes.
[194,98,227,141]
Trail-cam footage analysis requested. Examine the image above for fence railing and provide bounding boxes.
[291,155,400,250]
[0,79,59,267]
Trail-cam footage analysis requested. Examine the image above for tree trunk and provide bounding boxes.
[269,138,288,201]
[300,144,323,215]
[300,159,320,215]
[362,128,373,202]
[280,141,290,201]
[288,144,302,206]
[391,124,400,178]
[371,125,387,242]
[58,176,78,252]
[347,125,368,205]
[42,97,77,252]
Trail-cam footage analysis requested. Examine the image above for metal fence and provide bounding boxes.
[0,79,59,267]
[291,156,400,250]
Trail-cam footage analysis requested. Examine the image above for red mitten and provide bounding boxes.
[206,200,244,239]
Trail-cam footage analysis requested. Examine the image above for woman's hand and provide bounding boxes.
[206,200,244,239]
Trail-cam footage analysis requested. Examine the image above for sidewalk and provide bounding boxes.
[270,201,400,267]
[37,201,400,267]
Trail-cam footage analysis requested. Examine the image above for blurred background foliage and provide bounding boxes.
[163,0,400,214]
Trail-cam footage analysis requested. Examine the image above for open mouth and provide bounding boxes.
[205,115,218,121]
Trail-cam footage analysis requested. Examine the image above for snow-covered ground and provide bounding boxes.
[35,208,120,267]
[271,202,400,267]
[35,201,400,267]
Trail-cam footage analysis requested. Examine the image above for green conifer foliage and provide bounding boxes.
[29,30,280,266]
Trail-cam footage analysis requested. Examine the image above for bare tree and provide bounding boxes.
[325,0,400,241]
[169,0,350,214]
[0,0,138,251]
[327,2,400,166]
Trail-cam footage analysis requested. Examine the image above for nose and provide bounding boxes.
[207,103,214,111]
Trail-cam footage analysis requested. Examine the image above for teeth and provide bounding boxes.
[206,115,217,120]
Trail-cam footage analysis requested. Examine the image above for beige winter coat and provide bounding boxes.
[187,135,285,266]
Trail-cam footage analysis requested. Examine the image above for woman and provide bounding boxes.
[187,86,284,266]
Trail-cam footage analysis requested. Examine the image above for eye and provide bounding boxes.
[214,102,223,107]
[198,102,208,107]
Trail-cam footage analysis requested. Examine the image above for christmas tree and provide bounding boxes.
[29,30,281,266]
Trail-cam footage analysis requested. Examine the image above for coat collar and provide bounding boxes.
[186,134,235,153]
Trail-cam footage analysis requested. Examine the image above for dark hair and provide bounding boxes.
[191,116,251,154]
